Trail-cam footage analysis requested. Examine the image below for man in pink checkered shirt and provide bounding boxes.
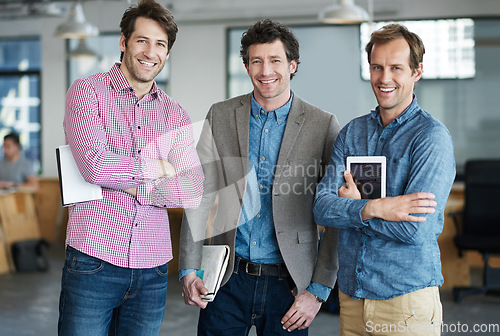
[57,1,203,335]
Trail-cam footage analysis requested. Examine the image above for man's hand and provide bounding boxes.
[157,159,176,179]
[181,271,209,309]
[281,290,322,332]
[339,171,437,223]
[0,181,14,189]
[338,171,361,199]
[362,192,437,222]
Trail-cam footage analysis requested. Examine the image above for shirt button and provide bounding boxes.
[261,110,265,114]
[138,126,141,129]
[256,214,261,218]
[252,241,257,246]
[259,185,263,190]
[138,150,141,154]
[265,129,269,133]
[278,119,282,123]
[261,156,265,161]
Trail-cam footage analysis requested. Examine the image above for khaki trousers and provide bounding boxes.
[339,287,442,336]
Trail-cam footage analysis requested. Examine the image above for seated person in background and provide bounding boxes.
[0,132,38,190]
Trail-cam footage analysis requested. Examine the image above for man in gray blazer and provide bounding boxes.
[179,19,340,336]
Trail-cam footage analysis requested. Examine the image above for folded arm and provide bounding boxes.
[65,78,203,209]
[314,126,455,245]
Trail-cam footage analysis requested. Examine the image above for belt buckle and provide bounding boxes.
[246,262,262,276]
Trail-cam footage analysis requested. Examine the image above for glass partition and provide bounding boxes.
[0,38,41,172]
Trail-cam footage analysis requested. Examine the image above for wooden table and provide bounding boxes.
[34,178,65,243]
[0,190,42,273]
[438,184,467,289]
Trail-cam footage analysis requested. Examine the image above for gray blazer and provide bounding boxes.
[180,93,340,294]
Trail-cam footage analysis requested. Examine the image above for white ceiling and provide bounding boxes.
[1,0,500,23]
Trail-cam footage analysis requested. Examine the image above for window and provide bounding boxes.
[360,18,475,80]
[0,38,41,172]
[227,28,253,99]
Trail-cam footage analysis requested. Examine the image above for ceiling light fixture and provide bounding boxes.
[54,1,99,39]
[69,38,98,59]
[319,0,370,24]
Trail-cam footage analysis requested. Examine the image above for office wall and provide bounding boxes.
[0,0,499,176]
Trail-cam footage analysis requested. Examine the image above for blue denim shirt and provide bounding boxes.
[313,96,456,300]
[234,94,291,263]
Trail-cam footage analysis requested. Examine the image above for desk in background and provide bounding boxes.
[439,181,500,289]
[439,182,467,289]
[34,178,66,243]
[0,191,42,273]
[0,178,67,274]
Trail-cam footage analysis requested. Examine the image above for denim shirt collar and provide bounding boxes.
[370,94,420,127]
[251,91,293,125]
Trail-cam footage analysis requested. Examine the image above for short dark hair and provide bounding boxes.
[119,0,178,61]
[365,23,425,73]
[240,19,300,79]
[4,132,20,147]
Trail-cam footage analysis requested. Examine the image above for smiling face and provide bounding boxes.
[119,16,170,97]
[245,39,297,111]
[369,37,422,126]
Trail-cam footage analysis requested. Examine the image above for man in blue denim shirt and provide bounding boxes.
[314,24,455,336]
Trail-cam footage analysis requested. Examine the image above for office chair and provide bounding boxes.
[451,160,500,303]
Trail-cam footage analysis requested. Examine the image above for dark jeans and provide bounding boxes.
[198,260,308,336]
[58,246,168,336]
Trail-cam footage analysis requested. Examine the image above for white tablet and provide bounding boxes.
[346,156,386,199]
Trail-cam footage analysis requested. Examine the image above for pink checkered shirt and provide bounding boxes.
[63,63,203,269]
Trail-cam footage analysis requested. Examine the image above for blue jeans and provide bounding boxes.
[58,246,168,336]
[198,261,308,336]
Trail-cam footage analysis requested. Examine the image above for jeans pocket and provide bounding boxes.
[66,248,104,274]
[155,263,169,277]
